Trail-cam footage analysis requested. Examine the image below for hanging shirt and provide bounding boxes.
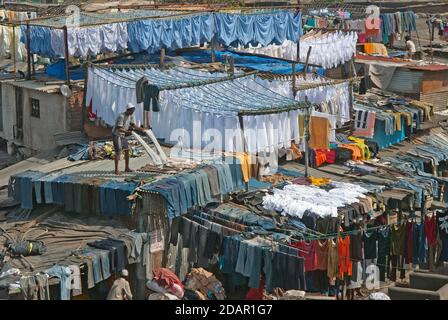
[338,236,352,278]
[424,213,438,246]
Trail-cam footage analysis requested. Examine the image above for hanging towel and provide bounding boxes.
[309,116,330,149]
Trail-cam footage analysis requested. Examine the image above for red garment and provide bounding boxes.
[153,268,184,289]
[315,240,329,271]
[424,214,438,246]
[326,150,336,164]
[246,279,265,300]
[404,221,414,264]
[291,241,317,272]
[338,236,352,278]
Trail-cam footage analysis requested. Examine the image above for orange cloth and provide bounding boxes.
[338,236,352,279]
[339,144,362,161]
[309,116,330,150]
[364,43,388,56]
[314,149,328,167]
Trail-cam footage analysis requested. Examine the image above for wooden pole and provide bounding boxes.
[160,48,165,67]
[229,56,235,76]
[26,21,31,80]
[12,26,16,81]
[63,26,70,86]
[303,46,312,75]
[81,63,88,136]
[238,114,249,192]
[210,36,216,63]
[304,96,311,178]
[292,62,297,98]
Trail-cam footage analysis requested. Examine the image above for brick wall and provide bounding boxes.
[66,89,83,132]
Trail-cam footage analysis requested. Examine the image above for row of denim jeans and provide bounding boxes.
[140,158,245,219]
[9,171,138,216]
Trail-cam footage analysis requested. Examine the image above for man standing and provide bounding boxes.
[107,269,133,300]
[405,36,417,59]
[112,103,145,175]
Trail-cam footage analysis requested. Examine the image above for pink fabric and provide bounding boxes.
[353,111,376,138]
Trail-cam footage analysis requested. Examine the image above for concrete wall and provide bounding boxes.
[0,83,68,153]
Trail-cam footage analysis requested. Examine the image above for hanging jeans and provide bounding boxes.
[389,255,406,281]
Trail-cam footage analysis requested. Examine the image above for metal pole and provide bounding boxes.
[26,21,31,80]
[63,26,70,85]
[304,96,311,178]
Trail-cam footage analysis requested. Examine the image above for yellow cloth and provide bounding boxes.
[232,152,251,183]
[309,176,331,186]
[348,136,371,160]
[298,114,305,139]
[364,43,388,56]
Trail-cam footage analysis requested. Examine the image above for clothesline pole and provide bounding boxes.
[26,20,31,80]
[12,25,16,81]
[304,96,311,178]
[292,62,297,98]
[160,48,165,67]
[303,46,312,75]
[63,26,71,86]
[238,114,249,192]
[81,63,89,136]
[211,36,216,63]
[135,199,146,300]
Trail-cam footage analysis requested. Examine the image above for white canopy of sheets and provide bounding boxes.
[262,182,369,218]
[236,31,358,69]
[254,75,351,124]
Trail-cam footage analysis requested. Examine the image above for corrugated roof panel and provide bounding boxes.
[387,69,423,94]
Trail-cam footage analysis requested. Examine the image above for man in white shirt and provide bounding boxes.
[405,36,417,59]
[107,269,133,300]
[112,103,146,175]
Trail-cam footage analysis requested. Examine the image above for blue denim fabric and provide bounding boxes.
[99,180,138,216]
[224,156,244,190]
[12,171,46,209]
[165,178,188,215]
[141,182,179,219]
[394,180,423,207]
[193,172,206,207]
[178,175,193,209]
[34,181,43,204]
[85,252,103,284]
[413,223,427,265]
[46,265,72,300]
[198,170,212,204]
[263,248,273,293]
[248,178,271,191]
[89,248,111,280]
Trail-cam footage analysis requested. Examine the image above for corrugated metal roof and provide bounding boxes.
[387,69,423,94]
